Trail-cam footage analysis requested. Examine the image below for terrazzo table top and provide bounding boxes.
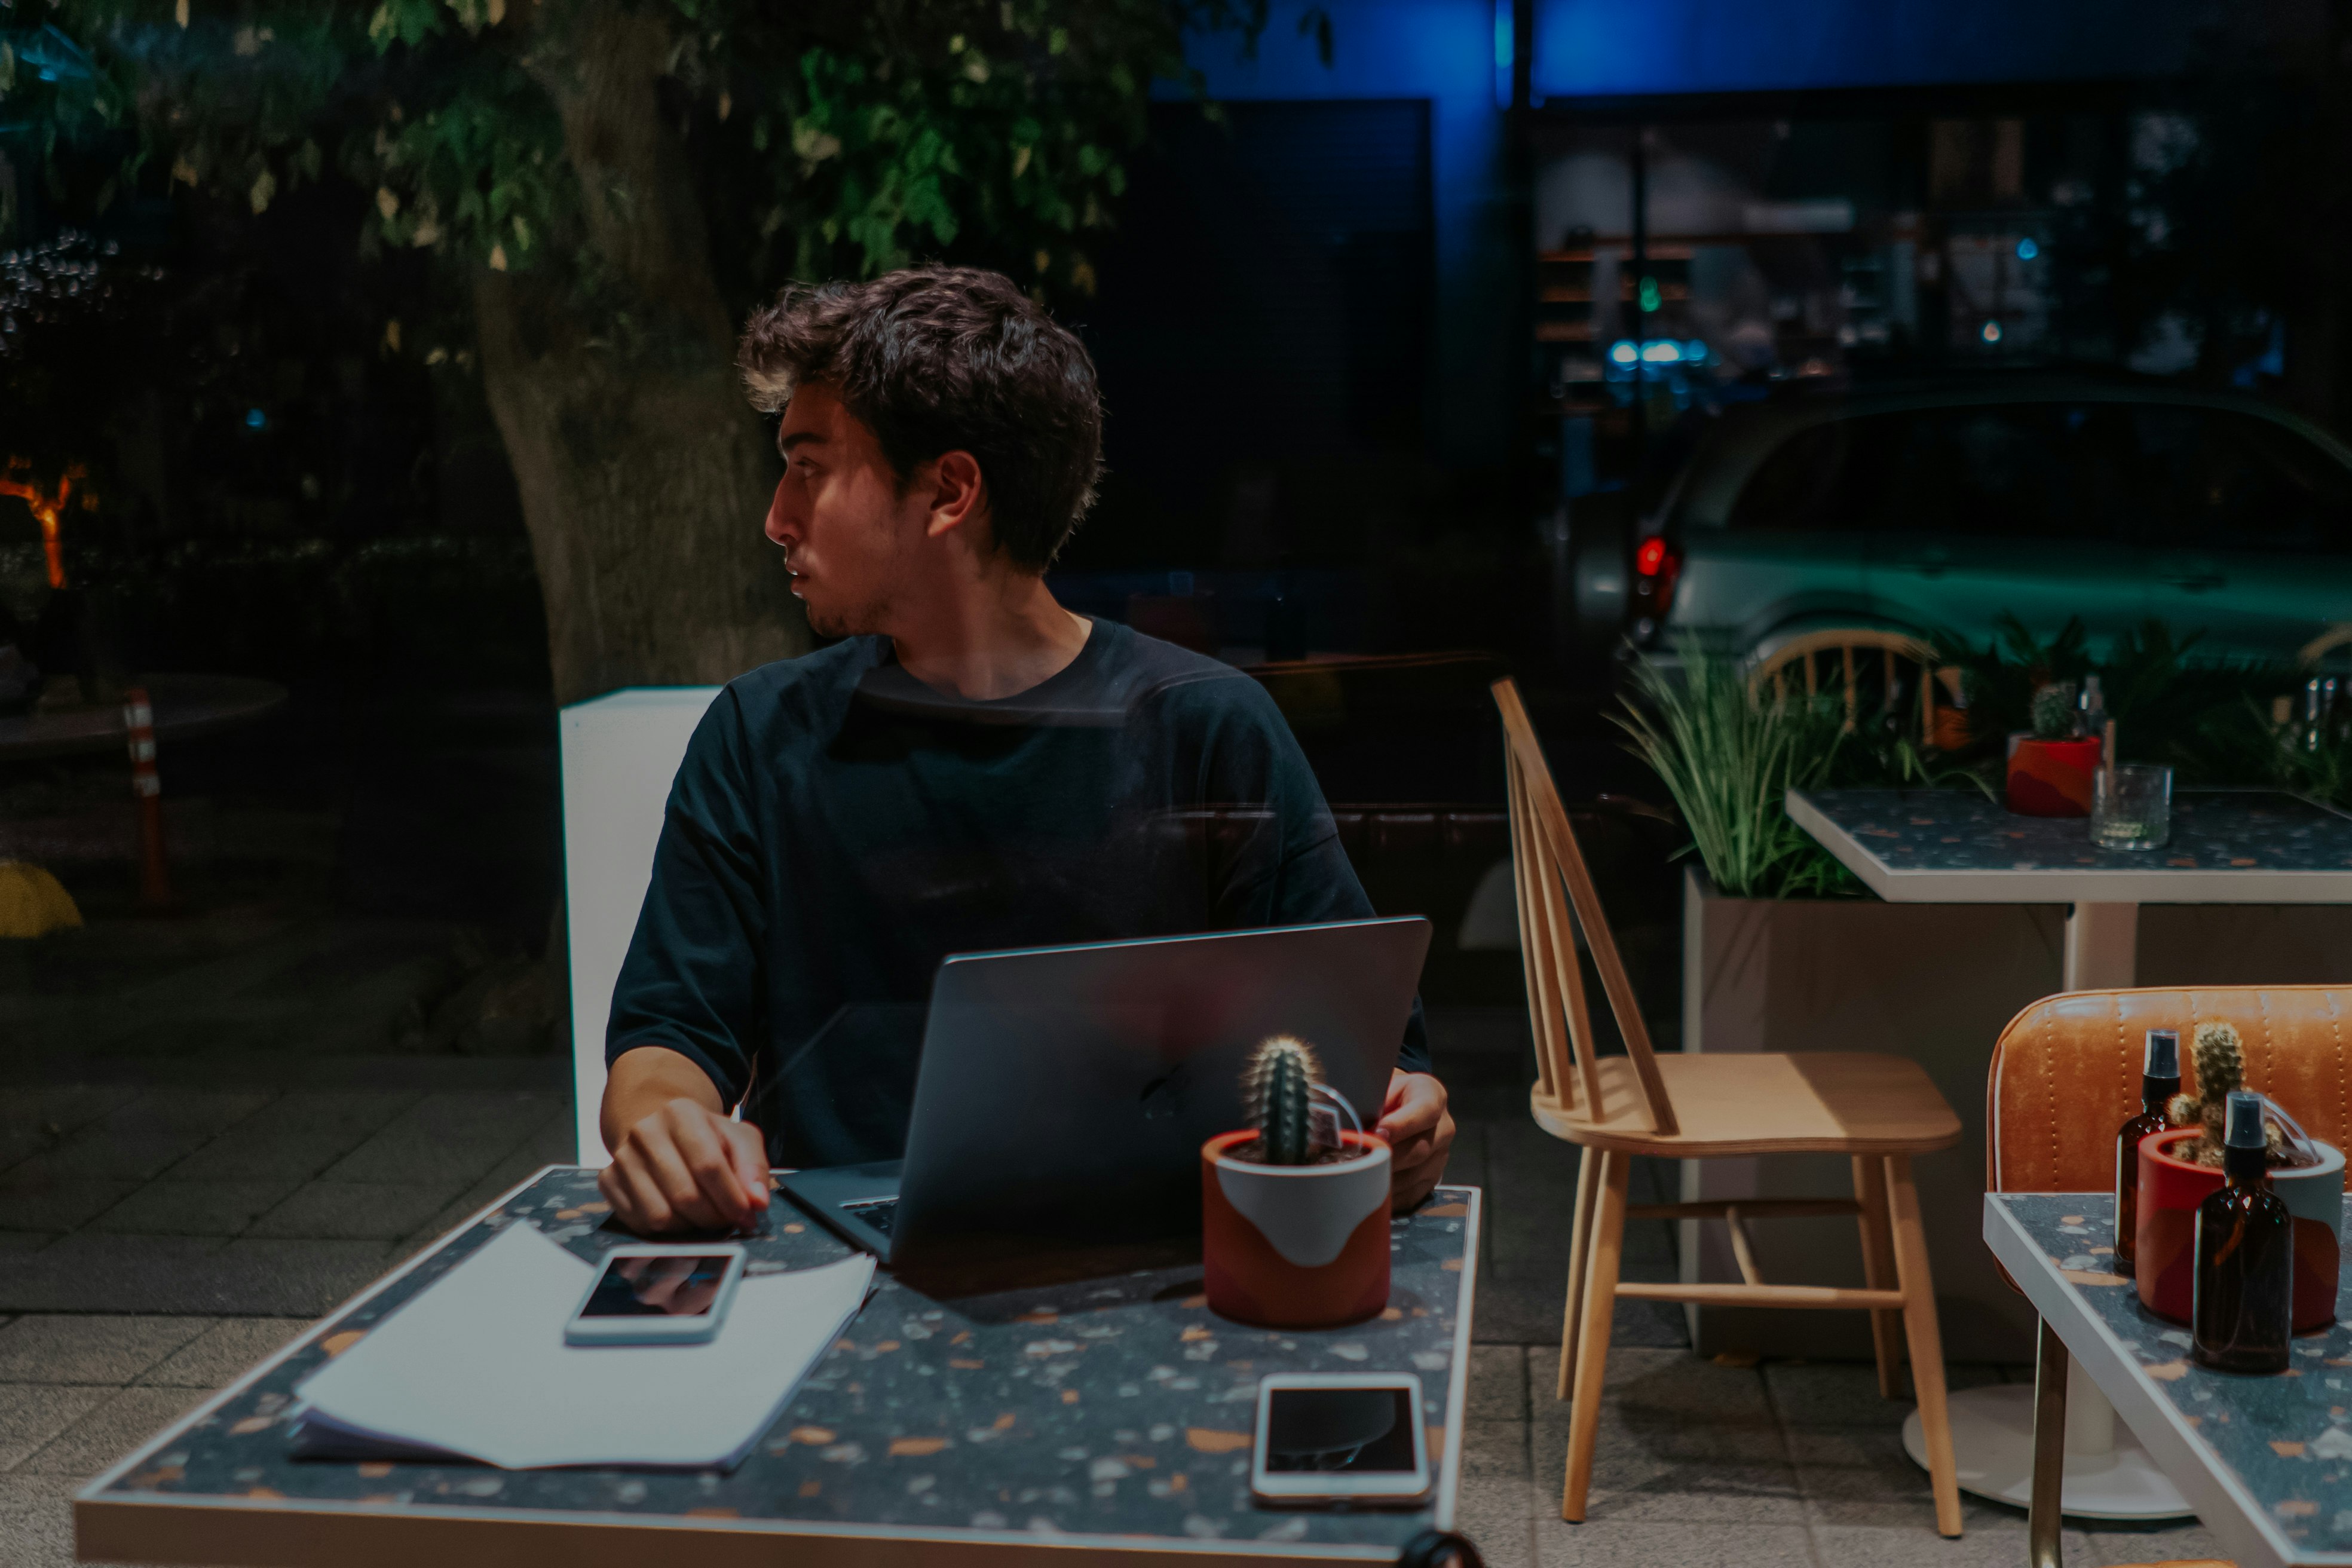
[1986,1192,2352,1568]
[76,1165,1480,1568]
[1788,788,2352,903]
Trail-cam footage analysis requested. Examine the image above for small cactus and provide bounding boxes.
[2030,681,2078,741]
[1243,1035,1323,1166]
[2169,1022,2270,1168]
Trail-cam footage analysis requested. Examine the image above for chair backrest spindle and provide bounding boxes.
[1492,678,1677,1137]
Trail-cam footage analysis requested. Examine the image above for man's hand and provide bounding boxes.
[599,1047,770,1235]
[1377,1068,1455,1211]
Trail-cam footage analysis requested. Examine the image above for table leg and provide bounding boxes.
[2029,1318,2068,1568]
[2062,902,2136,990]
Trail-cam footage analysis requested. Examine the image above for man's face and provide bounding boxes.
[764,383,926,638]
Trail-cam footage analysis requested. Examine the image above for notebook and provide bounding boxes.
[292,1220,873,1469]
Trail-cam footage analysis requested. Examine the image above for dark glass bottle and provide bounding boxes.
[2192,1091,2293,1374]
[2115,1030,2182,1264]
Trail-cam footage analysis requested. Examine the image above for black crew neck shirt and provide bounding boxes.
[606,618,1430,1169]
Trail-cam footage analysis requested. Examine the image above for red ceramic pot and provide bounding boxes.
[2133,1126,2342,1331]
[1202,1129,1391,1330]
[2006,735,2103,817]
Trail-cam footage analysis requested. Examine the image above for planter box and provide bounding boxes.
[1677,867,2352,1362]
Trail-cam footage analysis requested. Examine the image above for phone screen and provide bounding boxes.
[1263,1387,1419,1474]
[578,1254,733,1318]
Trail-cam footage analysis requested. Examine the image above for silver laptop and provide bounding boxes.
[777,916,1430,1269]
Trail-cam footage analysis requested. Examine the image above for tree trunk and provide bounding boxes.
[473,3,805,708]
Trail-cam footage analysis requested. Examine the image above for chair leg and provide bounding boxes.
[1558,1146,1600,1401]
[1885,1154,1962,1538]
[1851,1154,1904,1399]
[1561,1148,1628,1523]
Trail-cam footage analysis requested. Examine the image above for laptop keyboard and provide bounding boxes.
[843,1198,899,1237]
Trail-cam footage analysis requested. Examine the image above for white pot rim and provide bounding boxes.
[1210,1139,1389,1180]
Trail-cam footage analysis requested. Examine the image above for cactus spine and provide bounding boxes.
[1244,1035,1323,1166]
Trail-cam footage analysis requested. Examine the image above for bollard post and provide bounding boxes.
[122,685,173,911]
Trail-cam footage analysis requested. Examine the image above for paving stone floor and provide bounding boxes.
[0,1003,2236,1567]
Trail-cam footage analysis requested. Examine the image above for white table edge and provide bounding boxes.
[1982,1194,2347,1568]
[1787,789,2352,905]
[74,1168,1481,1566]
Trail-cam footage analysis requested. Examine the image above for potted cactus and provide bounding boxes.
[1200,1036,1392,1329]
[2133,1022,2344,1330]
[2004,681,2102,816]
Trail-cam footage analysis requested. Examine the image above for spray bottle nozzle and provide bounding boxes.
[2144,1030,2179,1079]
[2224,1090,2267,1150]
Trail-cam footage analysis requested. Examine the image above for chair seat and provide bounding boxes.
[1530,1052,1962,1157]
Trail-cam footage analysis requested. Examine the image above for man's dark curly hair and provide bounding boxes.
[737,267,1104,571]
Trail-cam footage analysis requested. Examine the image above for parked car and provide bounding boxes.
[1573,376,2352,669]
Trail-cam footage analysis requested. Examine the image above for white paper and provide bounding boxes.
[293,1221,873,1469]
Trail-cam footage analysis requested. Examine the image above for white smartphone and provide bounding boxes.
[1251,1373,1432,1506]
[564,1244,747,1346]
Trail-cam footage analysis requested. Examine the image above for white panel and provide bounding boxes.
[561,687,724,1166]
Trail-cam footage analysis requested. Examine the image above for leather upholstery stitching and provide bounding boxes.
[2043,1000,2059,1190]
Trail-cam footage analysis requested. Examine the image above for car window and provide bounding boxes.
[1727,421,1881,532]
[2129,408,2352,555]
[1868,405,2129,542]
[1729,405,2132,541]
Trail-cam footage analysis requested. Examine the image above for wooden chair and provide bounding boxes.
[1493,675,1967,1535]
[1748,627,1955,744]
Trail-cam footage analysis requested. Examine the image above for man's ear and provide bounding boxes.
[924,451,988,542]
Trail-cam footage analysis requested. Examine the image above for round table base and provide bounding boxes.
[1902,1385,2194,1521]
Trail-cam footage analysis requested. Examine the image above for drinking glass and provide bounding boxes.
[2091,764,2173,850]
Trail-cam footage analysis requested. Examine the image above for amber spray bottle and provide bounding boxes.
[2115,1028,2182,1264]
[2192,1090,2293,1374]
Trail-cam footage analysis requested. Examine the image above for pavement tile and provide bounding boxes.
[22,1386,208,1477]
[199,1239,401,1316]
[2081,1517,2234,1565]
[398,1145,572,1258]
[87,1178,305,1238]
[0,1233,387,1316]
[0,1385,112,1470]
[1812,1521,2098,1568]
[0,1086,143,1177]
[1786,1423,2036,1535]
[31,1093,272,1183]
[139,1318,312,1389]
[321,1091,566,1186]
[163,1090,423,1181]
[0,1316,211,1384]
[247,1180,467,1241]
[0,1472,84,1568]
[1533,1518,1820,1567]
[0,1174,140,1233]
[1529,1346,1805,1524]
[1469,1345,1529,1422]
[1763,1359,2010,1430]
[1456,1417,1534,1568]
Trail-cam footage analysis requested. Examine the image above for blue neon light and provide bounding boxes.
[2016,237,2039,261]
[245,409,267,430]
[1493,0,1515,106]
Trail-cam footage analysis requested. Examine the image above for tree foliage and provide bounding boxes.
[8,0,1279,304]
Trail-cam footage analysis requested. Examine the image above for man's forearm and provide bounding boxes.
[600,1045,727,1156]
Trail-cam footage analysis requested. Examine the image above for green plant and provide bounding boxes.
[1242,1035,1321,1166]
[1616,644,1837,899]
[2029,681,2078,740]
[1618,642,1989,901]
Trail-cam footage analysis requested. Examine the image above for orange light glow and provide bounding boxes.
[0,461,85,590]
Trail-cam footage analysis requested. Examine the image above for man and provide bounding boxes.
[598,267,1453,1236]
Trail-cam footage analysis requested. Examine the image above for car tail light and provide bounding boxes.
[1633,535,1681,620]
